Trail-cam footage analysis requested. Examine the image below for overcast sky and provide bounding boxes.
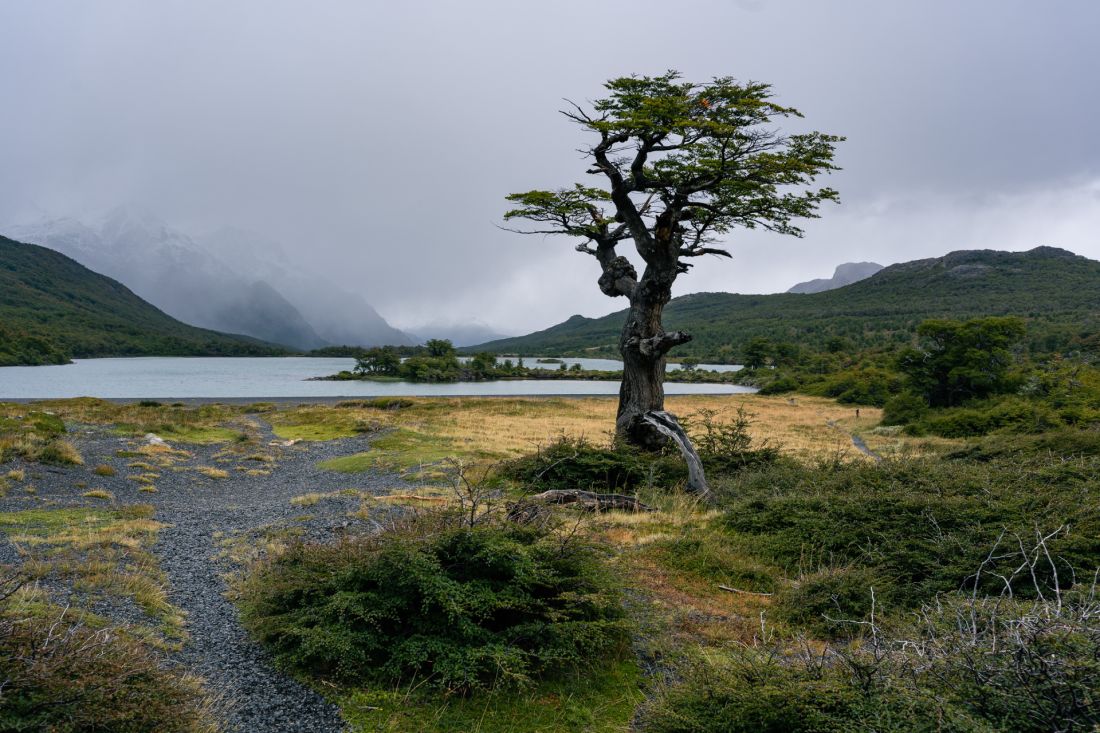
[1,1,1098,334]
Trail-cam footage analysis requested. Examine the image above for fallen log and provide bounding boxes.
[511,489,652,516]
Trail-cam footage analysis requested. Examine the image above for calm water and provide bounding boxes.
[0,357,755,399]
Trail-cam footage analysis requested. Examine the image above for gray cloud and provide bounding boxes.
[1,0,1098,334]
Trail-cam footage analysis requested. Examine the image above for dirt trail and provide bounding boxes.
[0,419,405,732]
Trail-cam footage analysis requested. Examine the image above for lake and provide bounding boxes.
[0,357,755,400]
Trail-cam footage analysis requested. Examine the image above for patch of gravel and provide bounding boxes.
[0,418,408,732]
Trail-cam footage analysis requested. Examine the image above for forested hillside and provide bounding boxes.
[0,236,288,366]
[474,247,1100,360]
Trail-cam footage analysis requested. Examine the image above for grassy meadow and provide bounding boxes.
[2,393,1099,731]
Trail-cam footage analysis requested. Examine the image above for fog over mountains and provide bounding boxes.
[4,207,412,350]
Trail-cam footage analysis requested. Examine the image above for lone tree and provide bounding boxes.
[505,72,841,474]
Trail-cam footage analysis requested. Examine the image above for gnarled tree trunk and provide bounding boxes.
[615,270,710,497]
[617,294,671,448]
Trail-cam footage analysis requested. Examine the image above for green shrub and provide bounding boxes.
[645,591,1100,732]
[915,397,1064,437]
[682,406,780,474]
[773,566,884,637]
[812,366,902,407]
[239,513,630,692]
[501,435,686,492]
[881,391,927,426]
[757,373,800,395]
[719,457,1100,610]
[643,653,884,733]
[946,428,1100,462]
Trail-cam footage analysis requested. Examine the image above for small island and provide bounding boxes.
[315,339,740,385]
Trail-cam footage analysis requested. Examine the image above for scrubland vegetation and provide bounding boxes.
[245,395,1100,731]
[3,357,1099,730]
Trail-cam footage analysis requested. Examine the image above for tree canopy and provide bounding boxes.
[899,317,1027,407]
[504,71,842,300]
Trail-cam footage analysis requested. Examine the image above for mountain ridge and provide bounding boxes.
[469,247,1100,360]
[5,209,413,349]
[787,261,883,294]
[0,236,288,366]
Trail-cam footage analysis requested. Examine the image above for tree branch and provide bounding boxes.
[626,330,692,356]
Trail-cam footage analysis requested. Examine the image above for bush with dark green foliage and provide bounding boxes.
[643,652,900,733]
[645,590,1100,733]
[239,513,630,692]
[944,427,1100,462]
[813,365,903,406]
[501,435,687,492]
[772,565,884,637]
[720,455,1100,611]
[881,391,928,425]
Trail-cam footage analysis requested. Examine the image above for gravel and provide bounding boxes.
[0,417,408,732]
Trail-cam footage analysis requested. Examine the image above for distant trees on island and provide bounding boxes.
[317,339,737,384]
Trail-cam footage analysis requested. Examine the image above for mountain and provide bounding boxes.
[198,228,414,347]
[406,320,512,347]
[0,236,287,366]
[4,209,415,350]
[787,261,883,294]
[4,209,327,350]
[470,247,1100,361]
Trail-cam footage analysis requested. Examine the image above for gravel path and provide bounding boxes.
[0,418,407,732]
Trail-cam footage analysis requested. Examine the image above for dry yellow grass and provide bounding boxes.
[81,489,114,500]
[0,505,185,637]
[196,467,229,479]
[327,394,946,467]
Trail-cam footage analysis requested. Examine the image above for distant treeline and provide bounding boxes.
[468,248,1100,363]
[317,340,738,384]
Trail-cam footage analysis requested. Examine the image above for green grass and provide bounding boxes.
[0,506,117,536]
[269,407,365,441]
[318,429,457,477]
[339,660,642,732]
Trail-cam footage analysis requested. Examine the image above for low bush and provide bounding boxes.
[945,427,1100,461]
[500,435,686,493]
[915,396,1064,437]
[719,456,1100,610]
[642,651,886,733]
[646,588,1100,733]
[683,406,780,473]
[239,513,630,692]
[772,565,884,637]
